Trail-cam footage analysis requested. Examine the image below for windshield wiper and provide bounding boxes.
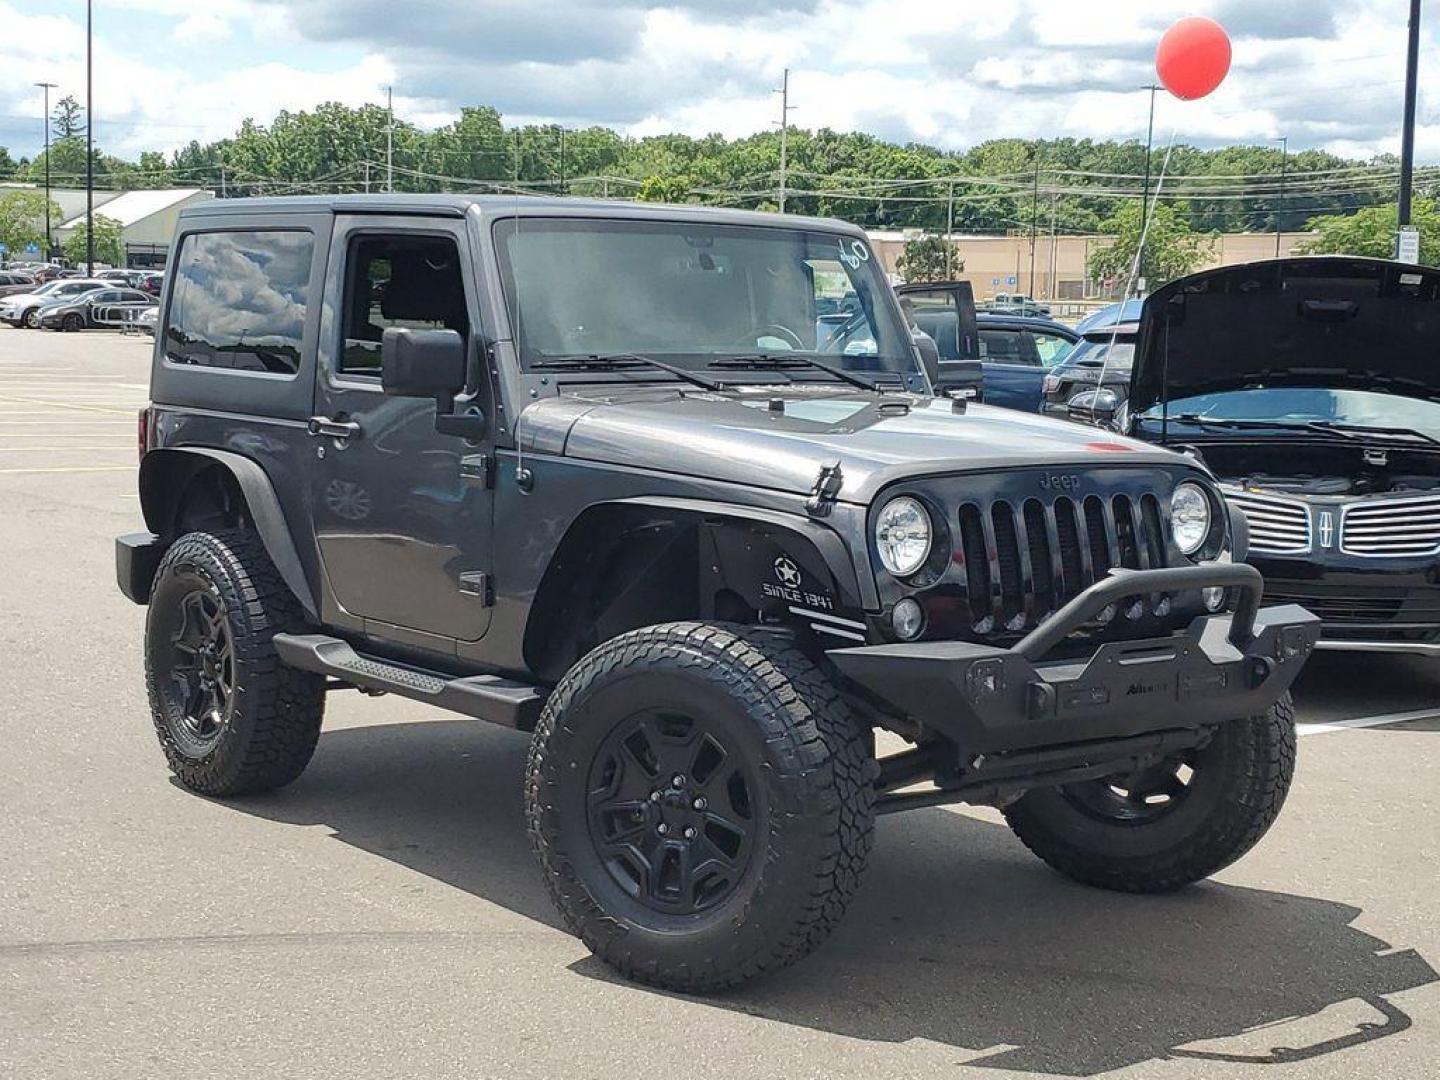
[531,353,727,392]
[711,353,904,392]
[1305,421,1440,447]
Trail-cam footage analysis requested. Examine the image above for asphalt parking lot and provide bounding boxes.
[1,328,1436,1080]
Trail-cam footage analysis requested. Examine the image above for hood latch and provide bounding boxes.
[806,462,844,518]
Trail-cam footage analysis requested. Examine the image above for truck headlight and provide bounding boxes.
[1171,482,1212,555]
[875,496,932,577]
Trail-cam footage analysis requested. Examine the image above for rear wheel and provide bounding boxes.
[1004,695,1296,893]
[145,529,325,796]
[526,622,876,991]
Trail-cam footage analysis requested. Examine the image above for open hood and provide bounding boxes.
[1130,257,1440,416]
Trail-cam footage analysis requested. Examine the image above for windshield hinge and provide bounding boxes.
[806,462,844,518]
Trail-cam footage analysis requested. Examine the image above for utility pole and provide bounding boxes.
[775,68,794,213]
[559,128,566,194]
[385,86,394,193]
[945,179,955,279]
[1398,0,1422,236]
[1028,156,1040,297]
[1273,136,1288,258]
[362,160,369,194]
[513,129,521,184]
[220,159,227,198]
[34,82,56,260]
[1049,191,1058,299]
[85,0,94,275]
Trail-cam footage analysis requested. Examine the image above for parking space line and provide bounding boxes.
[0,465,133,475]
[0,395,134,416]
[1296,709,1440,736]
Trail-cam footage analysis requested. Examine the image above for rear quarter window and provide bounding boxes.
[165,230,315,376]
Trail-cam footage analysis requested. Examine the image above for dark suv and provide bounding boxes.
[117,195,1317,992]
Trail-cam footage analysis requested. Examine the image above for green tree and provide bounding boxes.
[896,235,963,282]
[1298,200,1440,263]
[1088,201,1217,291]
[0,189,61,257]
[636,174,695,203]
[63,214,124,268]
[52,95,85,139]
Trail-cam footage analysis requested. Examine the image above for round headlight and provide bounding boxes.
[875,497,933,577]
[1171,482,1213,555]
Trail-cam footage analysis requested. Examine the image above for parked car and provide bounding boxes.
[37,287,153,331]
[0,271,38,298]
[1123,256,1440,658]
[983,291,1052,317]
[116,194,1315,992]
[136,272,164,296]
[0,279,109,328]
[136,304,158,335]
[1075,299,1145,335]
[1040,321,1139,420]
[975,313,1078,412]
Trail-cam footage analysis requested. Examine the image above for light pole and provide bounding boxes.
[85,0,95,275]
[1399,0,1422,231]
[774,69,794,213]
[1140,83,1159,224]
[34,81,57,260]
[1273,136,1288,258]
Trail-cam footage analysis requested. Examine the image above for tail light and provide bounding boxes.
[137,407,151,462]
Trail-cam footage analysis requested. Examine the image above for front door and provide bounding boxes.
[308,215,495,644]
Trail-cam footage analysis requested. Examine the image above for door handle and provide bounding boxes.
[308,416,361,440]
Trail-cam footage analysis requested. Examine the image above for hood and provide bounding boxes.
[1131,256,1440,415]
[518,385,1185,503]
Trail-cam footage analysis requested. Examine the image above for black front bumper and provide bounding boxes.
[831,563,1319,755]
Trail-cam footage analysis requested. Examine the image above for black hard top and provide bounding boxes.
[177,193,865,235]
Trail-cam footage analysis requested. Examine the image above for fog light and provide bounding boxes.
[892,598,925,640]
[1204,587,1226,612]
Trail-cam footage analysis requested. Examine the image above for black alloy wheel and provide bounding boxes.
[63,312,85,332]
[1061,751,1199,825]
[587,707,758,915]
[156,586,235,758]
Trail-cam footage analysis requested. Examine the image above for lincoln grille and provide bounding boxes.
[956,493,1168,634]
[1341,494,1440,557]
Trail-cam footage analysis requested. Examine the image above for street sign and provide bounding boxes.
[991,277,1000,286]
[24,243,39,255]
[1006,275,1017,286]
[1398,226,1421,264]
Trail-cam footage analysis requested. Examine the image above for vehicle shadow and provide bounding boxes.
[230,718,1438,1077]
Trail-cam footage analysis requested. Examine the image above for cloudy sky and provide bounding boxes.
[1,0,1436,163]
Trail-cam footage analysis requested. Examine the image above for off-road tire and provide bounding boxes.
[526,622,876,992]
[1004,695,1296,893]
[144,529,325,796]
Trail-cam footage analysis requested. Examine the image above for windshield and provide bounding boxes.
[1066,336,1136,370]
[1137,387,1440,435]
[494,217,917,377]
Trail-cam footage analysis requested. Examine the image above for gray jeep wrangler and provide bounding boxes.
[117,195,1318,991]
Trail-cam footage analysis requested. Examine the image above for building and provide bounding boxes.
[867,229,1315,302]
[54,188,214,268]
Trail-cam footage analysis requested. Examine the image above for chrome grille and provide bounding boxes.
[955,493,1167,635]
[1224,489,1311,555]
[1342,494,1440,557]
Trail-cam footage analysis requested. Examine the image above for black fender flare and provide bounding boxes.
[139,447,319,620]
[607,495,867,612]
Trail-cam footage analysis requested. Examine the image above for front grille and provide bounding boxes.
[1265,585,1408,624]
[1224,489,1311,555]
[1342,494,1440,557]
[955,493,1168,634]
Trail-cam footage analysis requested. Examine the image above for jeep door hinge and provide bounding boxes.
[460,453,494,489]
[805,462,844,518]
[459,571,495,606]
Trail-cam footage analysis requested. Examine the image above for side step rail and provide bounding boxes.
[273,633,546,731]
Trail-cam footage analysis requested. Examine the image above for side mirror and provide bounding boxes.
[1066,388,1120,428]
[911,330,942,389]
[381,327,467,398]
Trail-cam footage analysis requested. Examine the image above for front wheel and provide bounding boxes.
[63,312,84,332]
[22,308,40,329]
[1004,695,1296,893]
[526,622,876,992]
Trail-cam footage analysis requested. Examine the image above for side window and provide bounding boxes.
[165,230,314,376]
[339,234,469,375]
[903,290,961,361]
[1032,332,1073,368]
[979,328,1025,364]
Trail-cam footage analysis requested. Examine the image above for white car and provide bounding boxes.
[0,280,109,329]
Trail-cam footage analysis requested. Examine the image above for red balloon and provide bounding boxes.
[1156,17,1232,100]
